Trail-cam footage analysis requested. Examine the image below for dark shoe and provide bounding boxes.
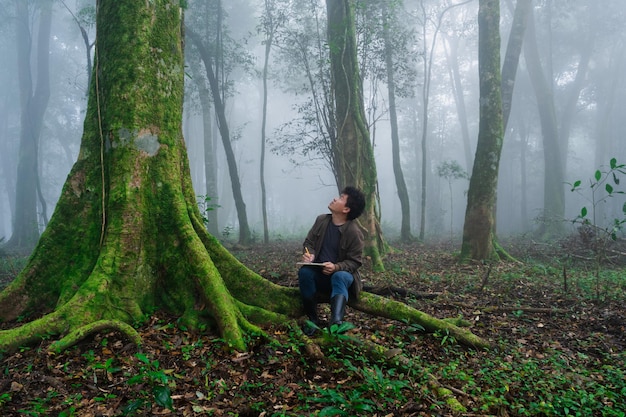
[329,294,347,325]
[302,298,319,335]
[303,320,319,336]
[302,297,318,323]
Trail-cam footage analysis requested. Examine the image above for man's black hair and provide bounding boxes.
[342,186,366,220]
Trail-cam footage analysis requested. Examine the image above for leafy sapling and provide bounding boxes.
[568,158,626,297]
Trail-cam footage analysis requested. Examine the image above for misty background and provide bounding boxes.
[1,0,625,248]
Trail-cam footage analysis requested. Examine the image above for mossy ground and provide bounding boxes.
[0,238,624,416]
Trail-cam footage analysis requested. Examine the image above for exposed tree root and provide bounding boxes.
[363,284,441,299]
[352,292,490,349]
[49,320,141,353]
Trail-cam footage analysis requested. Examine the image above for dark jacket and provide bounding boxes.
[303,214,364,299]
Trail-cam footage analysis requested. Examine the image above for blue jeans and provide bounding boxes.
[298,266,354,301]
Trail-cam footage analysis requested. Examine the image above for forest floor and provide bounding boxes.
[0,237,625,416]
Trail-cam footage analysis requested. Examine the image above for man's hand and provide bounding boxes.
[322,262,336,275]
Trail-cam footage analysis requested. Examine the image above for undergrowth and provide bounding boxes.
[0,242,625,416]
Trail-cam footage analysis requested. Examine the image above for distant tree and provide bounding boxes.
[327,0,386,270]
[186,0,252,244]
[270,0,338,180]
[184,1,219,236]
[187,56,220,236]
[442,31,474,175]
[6,0,52,252]
[414,0,472,241]
[257,0,287,244]
[380,0,415,242]
[59,0,95,96]
[523,7,565,237]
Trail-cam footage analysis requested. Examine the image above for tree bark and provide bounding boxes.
[460,0,503,261]
[326,0,386,271]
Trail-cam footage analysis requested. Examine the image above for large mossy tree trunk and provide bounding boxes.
[0,0,269,353]
[0,0,487,354]
[327,0,386,271]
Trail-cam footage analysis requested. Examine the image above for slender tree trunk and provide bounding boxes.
[418,0,429,241]
[259,0,277,244]
[501,0,532,131]
[460,0,503,261]
[593,43,624,168]
[186,28,252,245]
[443,34,473,173]
[189,64,219,236]
[523,8,564,236]
[8,0,52,252]
[382,1,412,242]
[0,100,15,238]
[327,0,385,271]
[558,37,593,172]
[518,118,530,231]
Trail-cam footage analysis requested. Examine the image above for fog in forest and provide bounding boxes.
[1,0,625,249]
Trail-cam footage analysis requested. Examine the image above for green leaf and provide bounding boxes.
[606,183,614,194]
[153,385,173,409]
[610,158,617,169]
[595,170,602,181]
[580,207,588,217]
[122,399,145,413]
[329,322,356,334]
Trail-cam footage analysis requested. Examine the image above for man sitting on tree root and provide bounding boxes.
[298,186,366,336]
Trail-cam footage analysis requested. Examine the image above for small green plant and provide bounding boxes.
[568,157,626,297]
[123,352,174,415]
[512,309,524,318]
[221,225,235,240]
[433,329,457,347]
[197,195,220,227]
[325,321,356,336]
[313,386,375,416]
[0,391,11,406]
